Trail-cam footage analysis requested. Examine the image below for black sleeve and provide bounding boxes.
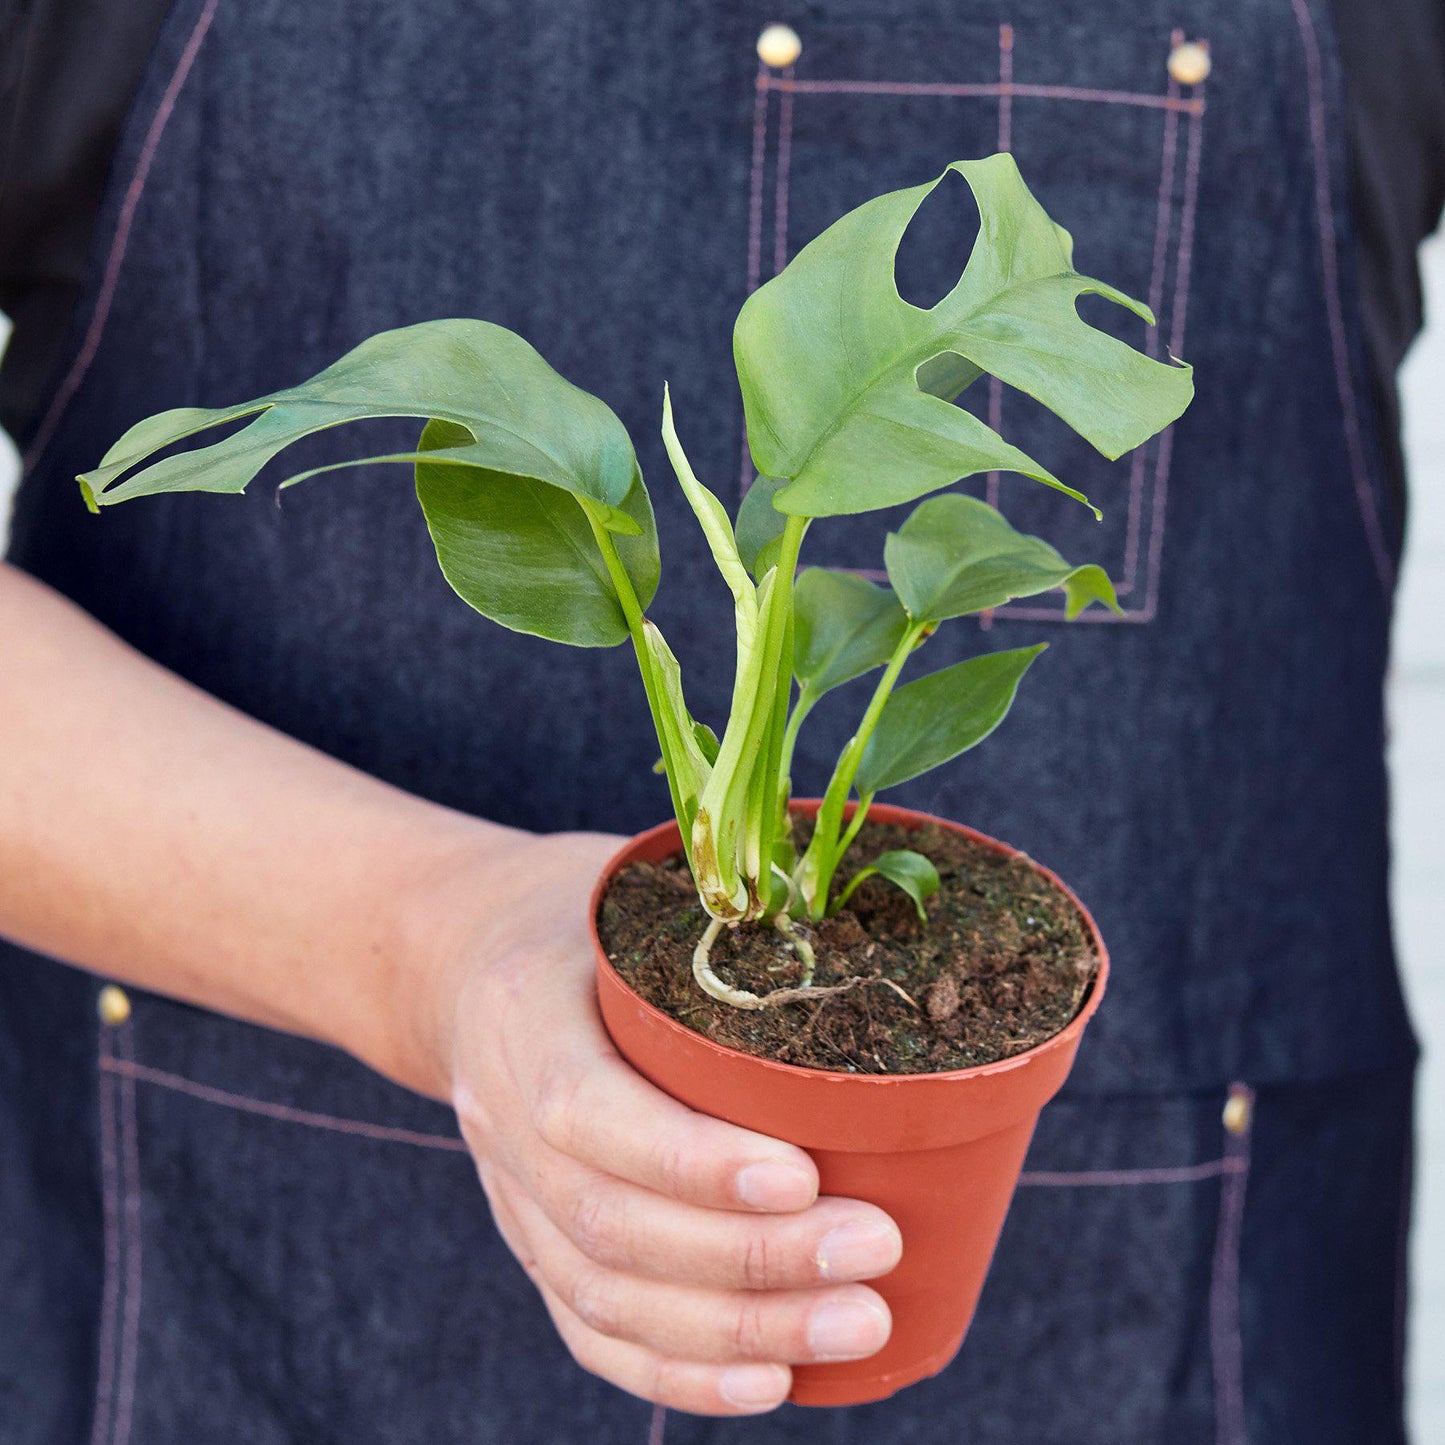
[1332,0,1445,516]
[0,0,172,444]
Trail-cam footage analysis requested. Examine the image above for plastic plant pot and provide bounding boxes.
[591,800,1108,1408]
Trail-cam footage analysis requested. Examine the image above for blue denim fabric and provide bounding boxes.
[0,0,1417,1439]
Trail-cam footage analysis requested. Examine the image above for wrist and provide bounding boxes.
[369,821,623,1104]
[344,812,532,1100]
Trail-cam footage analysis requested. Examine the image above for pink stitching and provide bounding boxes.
[766,34,1203,624]
[100,1056,469,1152]
[1210,1083,1253,1445]
[1018,1157,1246,1188]
[1288,0,1395,595]
[1120,31,1184,594]
[773,67,796,275]
[996,24,1014,152]
[983,24,1011,524]
[762,75,1203,115]
[89,1031,122,1445]
[739,65,773,494]
[112,1023,143,1445]
[979,25,1014,633]
[22,0,220,476]
[1138,93,1205,623]
[647,1403,667,1445]
[746,67,771,297]
[999,46,1203,626]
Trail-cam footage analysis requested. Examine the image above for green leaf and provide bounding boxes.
[734,153,1193,520]
[856,644,1047,793]
[884,493,1120,621]
[413,421,658,647]
[79,319,644,530]
[735,475,790,581]
[833,848,940,921]
[793,569,911,700]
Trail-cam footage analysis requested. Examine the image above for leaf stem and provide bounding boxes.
[831,790,876,876]
[794,619,929,917]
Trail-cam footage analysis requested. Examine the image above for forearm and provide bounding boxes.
[0,562,517,1095]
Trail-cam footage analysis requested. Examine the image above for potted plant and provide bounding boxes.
[79,154,1192,1406]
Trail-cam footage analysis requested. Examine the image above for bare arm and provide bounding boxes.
[0,559,498,1089]
[0,561,901,1415]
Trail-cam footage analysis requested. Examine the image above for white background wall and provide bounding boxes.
[1396,232,1445,1443]
[1,236,1443,1432]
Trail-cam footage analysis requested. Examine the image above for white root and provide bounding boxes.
[691,918,912,1013]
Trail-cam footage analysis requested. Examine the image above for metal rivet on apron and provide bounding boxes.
[757,23,802,69]
[97,985,132,1027]
[1167,40,1211,86]
[1222,1087,1251,1136]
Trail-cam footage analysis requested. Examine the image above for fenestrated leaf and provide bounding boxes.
[735,474,790,581]
[734,153,1193,520]
[885,493,1120,622]
[79,320,644,535]
[833,848,940,921]
[793,569,911,700]
[414,420,659,647]
[857,644,1047,793]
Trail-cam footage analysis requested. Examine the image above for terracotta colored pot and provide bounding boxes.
[590,801,1107,1408]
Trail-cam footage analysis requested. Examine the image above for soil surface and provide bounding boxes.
[596,819,1100,1074]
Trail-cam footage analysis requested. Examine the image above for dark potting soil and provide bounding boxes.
[596,820,1100,1075]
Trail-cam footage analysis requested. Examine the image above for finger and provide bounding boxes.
[530,1048,819,1212]
[525,1153,901,1289]
[486,1180,792,1416]
[513,1190,893,1365]
[536,1277,794,1416]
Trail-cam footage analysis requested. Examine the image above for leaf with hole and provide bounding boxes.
[734,153,1193,520]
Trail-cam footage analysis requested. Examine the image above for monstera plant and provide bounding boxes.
[82,153,1193,1407]
[81,154,1189,1009]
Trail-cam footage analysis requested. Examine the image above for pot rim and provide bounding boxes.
[590,800,1108,1088]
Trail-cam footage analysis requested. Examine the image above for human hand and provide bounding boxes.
[411,829,902,1416]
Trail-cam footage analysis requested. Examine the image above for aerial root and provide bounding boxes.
[691,919,917,1013]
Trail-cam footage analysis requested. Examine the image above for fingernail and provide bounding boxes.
[735,1160,815,1210]
[816,1219,903,1280]
[719,1363,791,1410]
[807,1297,891,1362]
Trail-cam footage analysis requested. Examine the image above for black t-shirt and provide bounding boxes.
[2,0,1443,504]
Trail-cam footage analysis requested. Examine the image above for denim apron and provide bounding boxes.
[0,0,1418,1440]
